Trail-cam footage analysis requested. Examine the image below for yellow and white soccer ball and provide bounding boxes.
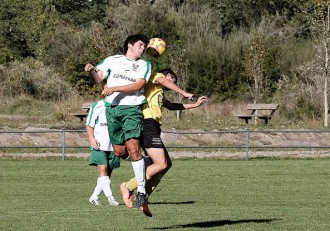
[146,38,166,57]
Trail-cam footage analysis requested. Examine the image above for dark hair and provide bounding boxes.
[158,68,178,83]
[123,34,149,54]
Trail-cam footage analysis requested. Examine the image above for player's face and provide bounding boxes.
[166,74,177,84]
[129,40,146,58]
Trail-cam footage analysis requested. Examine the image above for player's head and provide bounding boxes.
[158,68,178,84]
[123,34,149,54]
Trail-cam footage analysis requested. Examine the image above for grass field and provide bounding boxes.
[0,158,329,231]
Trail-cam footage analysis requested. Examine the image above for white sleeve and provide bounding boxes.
[95,57,112,79]
[85,105,98,128]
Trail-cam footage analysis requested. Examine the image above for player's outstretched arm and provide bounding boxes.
[163,96,208,111]
[84,63,104,84]
[156,77,194,100]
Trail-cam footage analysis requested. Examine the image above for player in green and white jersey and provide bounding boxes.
[85,34,151,214]
[86,99,121,206]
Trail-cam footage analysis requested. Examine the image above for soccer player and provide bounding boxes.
[119,69,208,208]
[86,98,120,206]
[85,34,151,211]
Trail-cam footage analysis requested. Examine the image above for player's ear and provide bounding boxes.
[165,74,173,81]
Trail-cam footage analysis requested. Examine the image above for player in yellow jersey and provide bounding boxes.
[120,69,208,212]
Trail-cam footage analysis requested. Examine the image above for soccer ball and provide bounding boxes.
[146,38,166,57]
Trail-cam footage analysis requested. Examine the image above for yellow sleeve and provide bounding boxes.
[152,73,165,84]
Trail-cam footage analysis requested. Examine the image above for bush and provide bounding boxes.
[0,59,75,100]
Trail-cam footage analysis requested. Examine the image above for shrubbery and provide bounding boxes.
[0,59,75,100]
[0,0,328,125]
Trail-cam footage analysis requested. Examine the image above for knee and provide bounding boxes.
[115,152,128,159]
[158,162,167,171]
[98,166,108,177]
[127,149,141,161]
[113,146,127,157]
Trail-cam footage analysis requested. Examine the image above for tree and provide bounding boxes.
[311,0,330,126]
[52,0,107,26]
[243,30,267,104]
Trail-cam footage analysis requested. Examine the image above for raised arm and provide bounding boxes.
[156,77,194,100]
[163,96,208,111]
[84,63,104,84]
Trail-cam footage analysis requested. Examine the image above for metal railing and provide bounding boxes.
[1,129,330,160]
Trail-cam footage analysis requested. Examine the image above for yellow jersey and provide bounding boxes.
[142,73,166,123]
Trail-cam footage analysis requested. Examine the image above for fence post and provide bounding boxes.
[61,130,66,160]
[245,129,250,160]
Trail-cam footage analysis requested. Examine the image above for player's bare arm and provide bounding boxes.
[86,126,100,150]
[163,96,208,111]
[102,79,146,96]
[84,63,104,84]
[156,77,194,99]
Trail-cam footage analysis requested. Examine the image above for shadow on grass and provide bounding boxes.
[149,201,195,205]
[145,218,280,230]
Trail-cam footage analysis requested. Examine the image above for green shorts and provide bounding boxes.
[106,105,143,145]
[88,149,121,169]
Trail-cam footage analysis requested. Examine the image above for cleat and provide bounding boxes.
[108,196,119,206]
[89,196,101,206]
[120,183,135,208]
[133,192,147,209]
[141,202,152,217]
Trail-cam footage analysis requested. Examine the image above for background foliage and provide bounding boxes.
[0,0,328,124]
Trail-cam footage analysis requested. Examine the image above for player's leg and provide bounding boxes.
[121,156,152,208]
[145,148,167,176]
[107,105,146,193]
[121,106,149,210]
[126,142,152,216]
[126,138,146,194]
[89,150,118,206]
[146,148,172,196]
[142,118,169,196]
[110,105,149,214]
[88,149,104,205]
[126,146,173,199]
[122,149,169,200]
[96,166,118,206]
[89,176,102,205]
[112,144,127,158]
[105,106,127,157]
[121,118,167,201]
[104,151,121,206]
[126,138,151,216]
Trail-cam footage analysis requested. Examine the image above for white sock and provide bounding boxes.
[131,158,146,194]
[98,176,113,198]
[91,177,103,198]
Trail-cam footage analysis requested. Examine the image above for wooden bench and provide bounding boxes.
[234,104,279,125]
[70,102,93,122]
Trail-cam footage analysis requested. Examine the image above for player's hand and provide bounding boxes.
[89,137,100,150]
[196,96,208,106]
[85,63,95,72]
[102,86,115,96]
[184,93,194,101]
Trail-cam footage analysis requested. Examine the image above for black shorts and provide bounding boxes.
[141,118,165,149]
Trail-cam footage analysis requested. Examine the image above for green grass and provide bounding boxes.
[0,158,330,230]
